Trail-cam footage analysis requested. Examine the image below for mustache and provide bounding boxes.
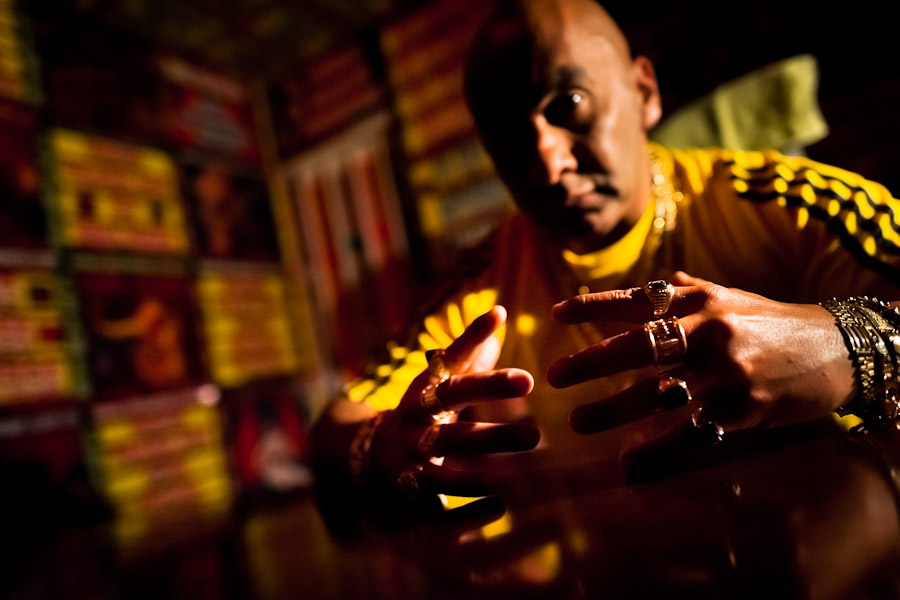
[513,175,620,205]
[563,178,620,204]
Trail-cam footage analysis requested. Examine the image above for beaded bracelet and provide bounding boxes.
[348,413,385,486]
[820,297,900,426]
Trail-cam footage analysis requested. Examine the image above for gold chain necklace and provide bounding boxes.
[560,150,681,296]
[538,150,682,347]
[643,149,681,281]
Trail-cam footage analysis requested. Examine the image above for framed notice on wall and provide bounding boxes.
[0,0,41,105]
[0,267,84,406]
[44,128,190,254]
[90,385,232,557]
[157,55,261,163]
[196,268,299,388]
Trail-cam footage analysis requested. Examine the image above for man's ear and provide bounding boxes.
[633,55,662,130]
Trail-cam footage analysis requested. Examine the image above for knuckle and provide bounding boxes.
[697,283,723,306]
[615,288,637,301]
[696,313,736,346]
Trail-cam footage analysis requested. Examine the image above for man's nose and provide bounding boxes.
[530,119,578,185]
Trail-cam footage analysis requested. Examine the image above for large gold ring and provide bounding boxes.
[421,348,454,421]
[692,407,724,443]
[644,316,688,367]
[425,348,451,382]
[644,280,675,317]
[420,381,454,422]
[657,375,692,409]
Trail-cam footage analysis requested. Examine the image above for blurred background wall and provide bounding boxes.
[0,0,897,598]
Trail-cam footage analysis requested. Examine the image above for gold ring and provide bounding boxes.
[644,280,675,317]
[657,375,692,409]
[425,348,451,383]
[420,381,454,422]
[397,465,424,497]
[644,316,688,367]
[422,348,454,421]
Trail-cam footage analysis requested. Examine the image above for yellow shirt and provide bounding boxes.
[343,144,900,464]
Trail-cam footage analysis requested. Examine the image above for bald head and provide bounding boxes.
[465,0,631,107]
[462,0,662,253]
[512,0,631,64]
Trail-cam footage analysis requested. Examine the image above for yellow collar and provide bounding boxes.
[561,191,656,284]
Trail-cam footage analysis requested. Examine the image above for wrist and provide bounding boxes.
[348,413,386,487]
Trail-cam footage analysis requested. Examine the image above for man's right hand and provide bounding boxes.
[362,306,539,501]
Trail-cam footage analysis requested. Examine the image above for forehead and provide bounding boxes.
[467,0,628,101]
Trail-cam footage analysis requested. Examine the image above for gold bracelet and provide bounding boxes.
[821,298,900,425]
[848,299,900,424]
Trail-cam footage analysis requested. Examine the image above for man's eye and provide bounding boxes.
[544,91,591,128]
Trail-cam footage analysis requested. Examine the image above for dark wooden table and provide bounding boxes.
[248,418,900,600]
[8,417,898,599]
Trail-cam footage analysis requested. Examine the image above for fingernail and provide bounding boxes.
[493,305,507,322]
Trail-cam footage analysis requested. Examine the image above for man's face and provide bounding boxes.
[466,0,661,254]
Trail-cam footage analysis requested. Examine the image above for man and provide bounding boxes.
[310,0,900,503]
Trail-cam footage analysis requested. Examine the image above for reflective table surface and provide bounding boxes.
[288,418,900,600]
[7,418,900,600]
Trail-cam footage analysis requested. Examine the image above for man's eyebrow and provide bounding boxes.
[545,65,586,92]
[529,64,586,103]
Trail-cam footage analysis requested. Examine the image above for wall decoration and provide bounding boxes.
[283,115,415,373]
[0,98,47,250]
[72,268,204,399]
[179,159,280,262]
[196,268,299,389]
[268,41,386,157]
[379,0,514,272]
[44,128,190,254]
[0,268,83,406]
[221,378,312,496]
[90,385,232,557]
[157,55,261,163]
[0,0,41,105]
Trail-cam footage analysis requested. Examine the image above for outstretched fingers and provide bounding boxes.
[401,462,500,497]
[442,306,507,370]
[548,312,700,388]
[425,421,541,457]
[569,377,666,434]
[437,368,534,412]
[551,282,710,325]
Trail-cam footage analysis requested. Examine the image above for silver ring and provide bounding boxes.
[644,280,675,317]
[657,375,692,409]
[644,316,688,367]
[692,407,724,443]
